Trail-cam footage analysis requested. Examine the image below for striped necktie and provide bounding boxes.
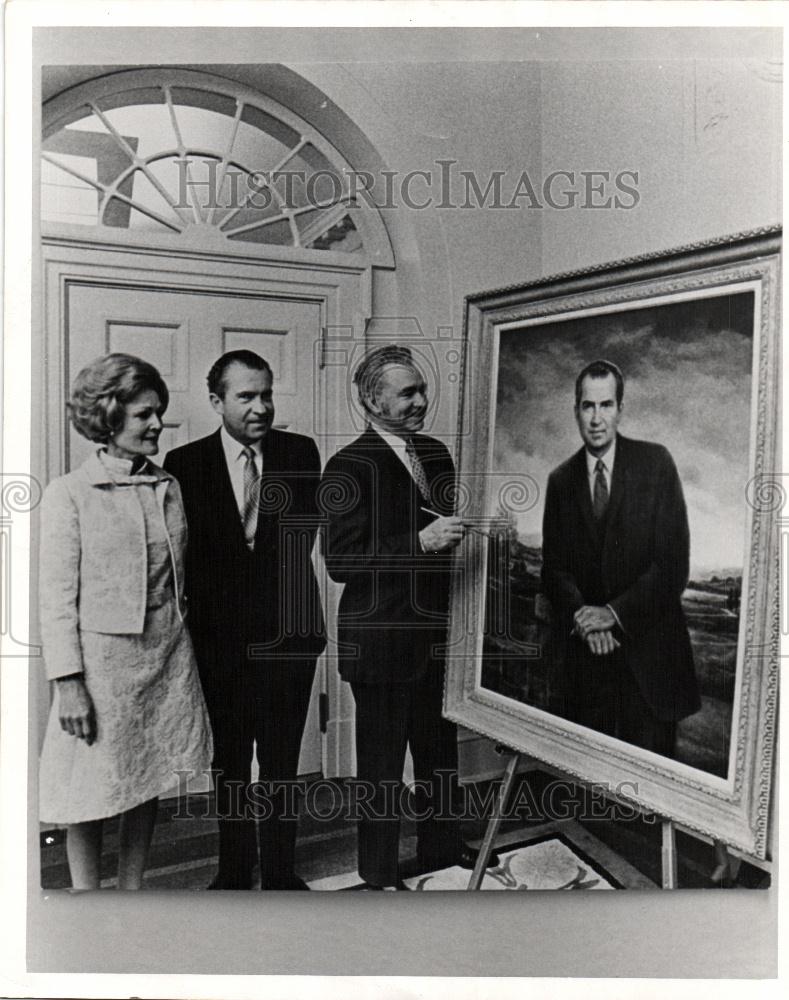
[405,437,431,502]
[242,446,260,549]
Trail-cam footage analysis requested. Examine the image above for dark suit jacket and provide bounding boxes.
[541,434,700,722]
[163,429,326,677]
[322,426,456,684]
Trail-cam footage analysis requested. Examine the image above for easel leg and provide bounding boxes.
[661,819,678,889]
[712,840,740,887]
[467,752,520,890]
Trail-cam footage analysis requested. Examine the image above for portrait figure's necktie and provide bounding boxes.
[405,438,431,502]
[242,446,260,549]
[593,458,609,520]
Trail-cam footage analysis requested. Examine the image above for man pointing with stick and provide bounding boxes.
[322,344,480,889]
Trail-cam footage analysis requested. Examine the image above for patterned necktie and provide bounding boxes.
[405,438,431,502]
[593,458,609,520]
[242,446,260,549]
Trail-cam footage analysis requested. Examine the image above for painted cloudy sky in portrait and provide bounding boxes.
[492,291,755,576]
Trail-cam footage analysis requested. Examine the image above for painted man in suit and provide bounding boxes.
[321,344,467,889]
[164,350,325,889]
[541,359,700,757]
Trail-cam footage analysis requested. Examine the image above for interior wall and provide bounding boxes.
[539,58,782,273]
[290,60,544,438]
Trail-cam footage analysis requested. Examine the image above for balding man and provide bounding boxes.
[322,345,467,889]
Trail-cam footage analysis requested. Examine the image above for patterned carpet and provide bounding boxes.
[310,833,621,890]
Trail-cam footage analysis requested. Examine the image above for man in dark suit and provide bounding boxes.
[164,350,325,889]
[321,344,467,889]
[541,359,700,756]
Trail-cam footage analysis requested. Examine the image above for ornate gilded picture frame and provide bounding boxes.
[444,228,780,859]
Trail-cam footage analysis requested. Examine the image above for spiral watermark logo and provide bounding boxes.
[1,474,43,658]
[1,474,42,517]
[256,477,293,516]
[497,475,540,515]
[744,473,789,641]
[317,471,361,517]
[431,472,460,514]
[746,473,788,514]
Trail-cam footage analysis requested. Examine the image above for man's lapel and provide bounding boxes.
[572,447,598,541]
[365,425,419,495]
[258,428,309,548]
[208,429,247,548]
[604,434,628,533]
[412,434,452,514]
[260,427,277,466]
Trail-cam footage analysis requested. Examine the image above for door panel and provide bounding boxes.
[67,281,324,776]
[104,318,190,455]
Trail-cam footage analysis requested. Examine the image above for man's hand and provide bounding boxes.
[573,604,616,638]
[583,629,620,656]
[420,516,465,553]
[56,675,97,745]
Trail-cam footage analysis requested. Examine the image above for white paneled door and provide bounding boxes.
[67,281,325,776]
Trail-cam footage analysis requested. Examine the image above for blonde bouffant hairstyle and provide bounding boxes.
[68,353,169,443]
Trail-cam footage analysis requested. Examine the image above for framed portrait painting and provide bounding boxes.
[444,228,780,859]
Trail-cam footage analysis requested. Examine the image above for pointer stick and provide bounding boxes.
[420,507,494,536]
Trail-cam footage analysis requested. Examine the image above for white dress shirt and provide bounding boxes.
[220,426,264,536]
[371,425,419,482]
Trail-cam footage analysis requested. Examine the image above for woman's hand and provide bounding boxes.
[56,675,97,745]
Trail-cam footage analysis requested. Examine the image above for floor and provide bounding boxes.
[39,773,769,891]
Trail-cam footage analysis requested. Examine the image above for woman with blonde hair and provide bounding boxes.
[38,353,212,890]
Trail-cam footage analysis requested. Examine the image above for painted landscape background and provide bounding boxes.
[481,534,739,776]
[479,291,754,777]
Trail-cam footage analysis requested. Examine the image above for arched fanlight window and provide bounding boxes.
[42,69,387,257]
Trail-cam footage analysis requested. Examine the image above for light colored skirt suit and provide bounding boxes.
[39,449,212,824]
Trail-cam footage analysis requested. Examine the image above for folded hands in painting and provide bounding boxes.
[572,605,620,656]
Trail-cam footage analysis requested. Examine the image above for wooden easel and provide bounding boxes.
[467,746,523,890]
[467,748,744,890]
[660,819,678,888]
[661,820,742,888]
